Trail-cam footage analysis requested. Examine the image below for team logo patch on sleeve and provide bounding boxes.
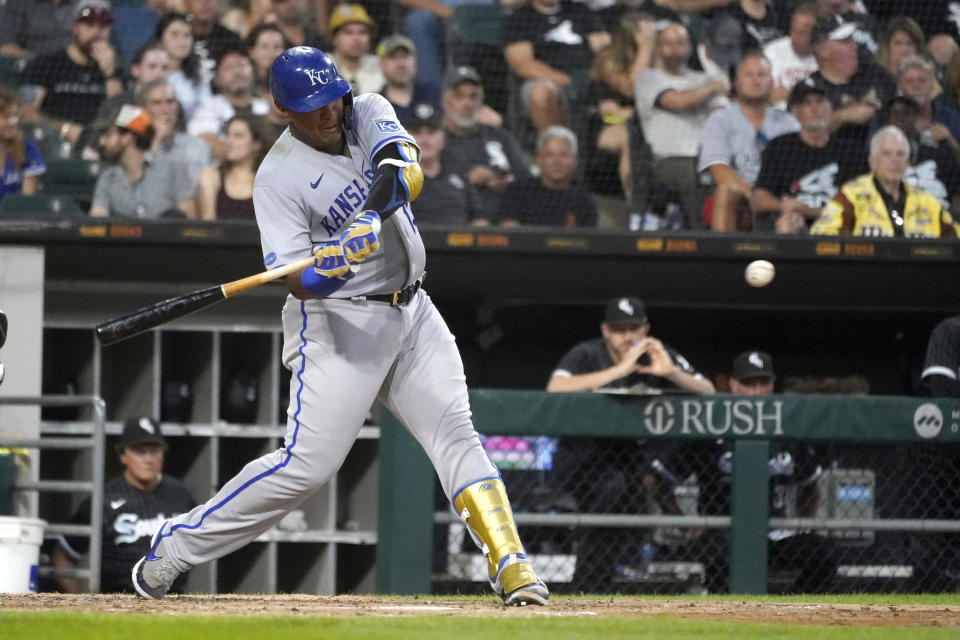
[374,119,400,133]
[264,252,277,266]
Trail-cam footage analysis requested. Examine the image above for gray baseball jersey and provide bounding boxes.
[254,93,426,295]
[151,94,499,571]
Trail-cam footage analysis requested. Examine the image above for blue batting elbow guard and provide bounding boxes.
[300,267,350,297]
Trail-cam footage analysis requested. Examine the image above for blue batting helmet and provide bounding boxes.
[269,46,352,113]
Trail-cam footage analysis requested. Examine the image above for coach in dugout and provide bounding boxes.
[547,296,714,395]
[52,417,195,593]
[545,296,714,591]
[922,315,960,397]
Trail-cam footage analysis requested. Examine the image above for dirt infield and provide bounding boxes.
[2,594,960,627]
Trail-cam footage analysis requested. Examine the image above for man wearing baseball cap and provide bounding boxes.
[53,417,196,593]
[404,103,478,224]
[327,3,383,94]
[90,104,197,218]
[546,298,713,591]
[19,0,123,144]
[378,34,438,125]
[547,296,714,395]
[441,65,531,224]
[729,350,776,394]
[720,354,837,592]
[751,76,867,234]
[807,15,895,147]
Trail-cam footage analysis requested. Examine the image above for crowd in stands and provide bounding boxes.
[0,0,959,237]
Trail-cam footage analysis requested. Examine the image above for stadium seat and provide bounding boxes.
[449,3,503,48]
[21,124,74,161]
[0,194,85,219]
[42,158,102,210]
[0,55,27,89]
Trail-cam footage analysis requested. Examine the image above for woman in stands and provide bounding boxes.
[154,13,211,121]
[584,10,655,214]
[244,23,291,96]
[195,115,271,220]
[876,17,927,77]
[0,87,45,202]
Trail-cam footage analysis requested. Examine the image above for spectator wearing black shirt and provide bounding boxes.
[184,0,244,87]
[377,34,438,127]
[545,296,715,592]
[497,125,596,228]
[922,315,960,397]
[21,0,124,145]
[440,65,532,224]
[815,0,877,55]
[808,16,896,148]
[547,296,715,395]
[721,350,837,594]
[878,94,960,213]
[503,0,609,133]
[52,417,196,593]
[752,77,867,234]
[722,0,782,51]
[404,103,480,225]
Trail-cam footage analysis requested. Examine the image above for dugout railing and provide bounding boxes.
[376,390,960,595]
[0,394,106,592]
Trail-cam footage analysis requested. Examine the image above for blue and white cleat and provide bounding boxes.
[132,523,187,600]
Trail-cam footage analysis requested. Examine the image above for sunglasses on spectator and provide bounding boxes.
[77,6,115,25]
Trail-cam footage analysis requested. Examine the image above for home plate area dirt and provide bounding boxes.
[3,594,960,626]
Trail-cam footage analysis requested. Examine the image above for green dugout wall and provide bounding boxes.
[377,390,960,595]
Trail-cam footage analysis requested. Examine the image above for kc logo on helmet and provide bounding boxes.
[304,68,332,86]
[913,403,943,439]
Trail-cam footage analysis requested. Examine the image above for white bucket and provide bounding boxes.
[0,516,46,593]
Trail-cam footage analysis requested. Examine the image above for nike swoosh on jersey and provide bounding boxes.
[110,498,126,510]
[311,174,324,189]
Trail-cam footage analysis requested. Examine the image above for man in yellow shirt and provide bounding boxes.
[811,125,960,237]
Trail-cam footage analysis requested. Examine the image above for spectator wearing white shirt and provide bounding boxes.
[187,49,268,159]
[763,3,818,107]
[635,21,729,228]
[699,52,800,231]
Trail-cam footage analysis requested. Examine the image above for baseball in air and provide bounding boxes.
[745,260,775,287]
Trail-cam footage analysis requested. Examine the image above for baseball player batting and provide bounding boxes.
[131,47,548,606]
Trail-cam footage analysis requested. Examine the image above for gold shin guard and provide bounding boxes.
[453,477,539,594]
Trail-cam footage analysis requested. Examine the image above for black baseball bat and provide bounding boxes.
[95,256,316,346]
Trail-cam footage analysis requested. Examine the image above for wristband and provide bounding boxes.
[300,267,350,298]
